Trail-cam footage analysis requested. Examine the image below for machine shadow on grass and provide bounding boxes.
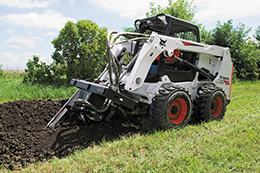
[50,112,203,159]
[49,112,145,158]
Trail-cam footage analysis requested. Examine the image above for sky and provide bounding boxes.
[0,0,260,70]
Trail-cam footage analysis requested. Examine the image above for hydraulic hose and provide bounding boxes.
[73,99,111,113]
[106,31,149,91]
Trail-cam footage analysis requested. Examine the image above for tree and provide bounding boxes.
[205,20,259,79]
[145,2,165,17]
[146,0,196,22]
[122,26,136,32]
[52,20,108,81]
[254,26,260,41]
[0,64,3,76]
[200,26,213,44]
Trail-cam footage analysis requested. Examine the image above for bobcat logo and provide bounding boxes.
[159,38,167,47]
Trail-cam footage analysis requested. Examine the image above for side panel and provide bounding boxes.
[213,48,233,100]
[196,53,221,77]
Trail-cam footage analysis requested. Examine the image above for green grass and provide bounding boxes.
[0,71,77,103]
[1,72,260,172]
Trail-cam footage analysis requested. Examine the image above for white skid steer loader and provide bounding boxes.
[46,14,233,129]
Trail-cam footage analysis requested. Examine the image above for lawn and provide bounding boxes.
[1,72,259,172]
[0,71,77,103]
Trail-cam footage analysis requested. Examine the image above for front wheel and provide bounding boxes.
[149,85,193,129]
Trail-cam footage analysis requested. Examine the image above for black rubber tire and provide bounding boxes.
[194,84,227,121]
[149,84,193,129]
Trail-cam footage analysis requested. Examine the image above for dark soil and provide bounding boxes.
[0,99,141,170]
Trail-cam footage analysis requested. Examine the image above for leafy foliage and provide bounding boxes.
[0,64,3,76]
[52,20,108,81]
[122,26,136,32]
[24,55,54,83]
[24,55,66,85]
[204,20,259,79]
[146,0,196,22]
[254,26,260,41]
[200,26,213,44]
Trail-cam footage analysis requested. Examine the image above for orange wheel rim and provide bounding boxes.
[168,98,187,124]
[211,96,223,118]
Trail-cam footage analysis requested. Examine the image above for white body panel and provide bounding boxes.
[120,32,233,104]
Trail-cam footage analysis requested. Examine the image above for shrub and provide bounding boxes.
[24,55,54,83]
[0,65,3,76]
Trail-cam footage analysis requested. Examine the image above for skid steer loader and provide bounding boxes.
[46,14,233,129]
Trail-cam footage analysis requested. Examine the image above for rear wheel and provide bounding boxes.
[149,85,192,129]
[195,84,227,121]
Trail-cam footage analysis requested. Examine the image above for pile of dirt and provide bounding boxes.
[0,99,141,170]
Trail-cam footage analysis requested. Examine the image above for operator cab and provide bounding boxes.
[134,14,200,42]
[134,14,200,82]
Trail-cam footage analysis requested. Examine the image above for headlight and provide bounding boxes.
[149,35,155,44]
[157,14,168,25]
[135,20,141,30]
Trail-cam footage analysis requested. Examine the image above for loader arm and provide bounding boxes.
[123,32,224,92]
